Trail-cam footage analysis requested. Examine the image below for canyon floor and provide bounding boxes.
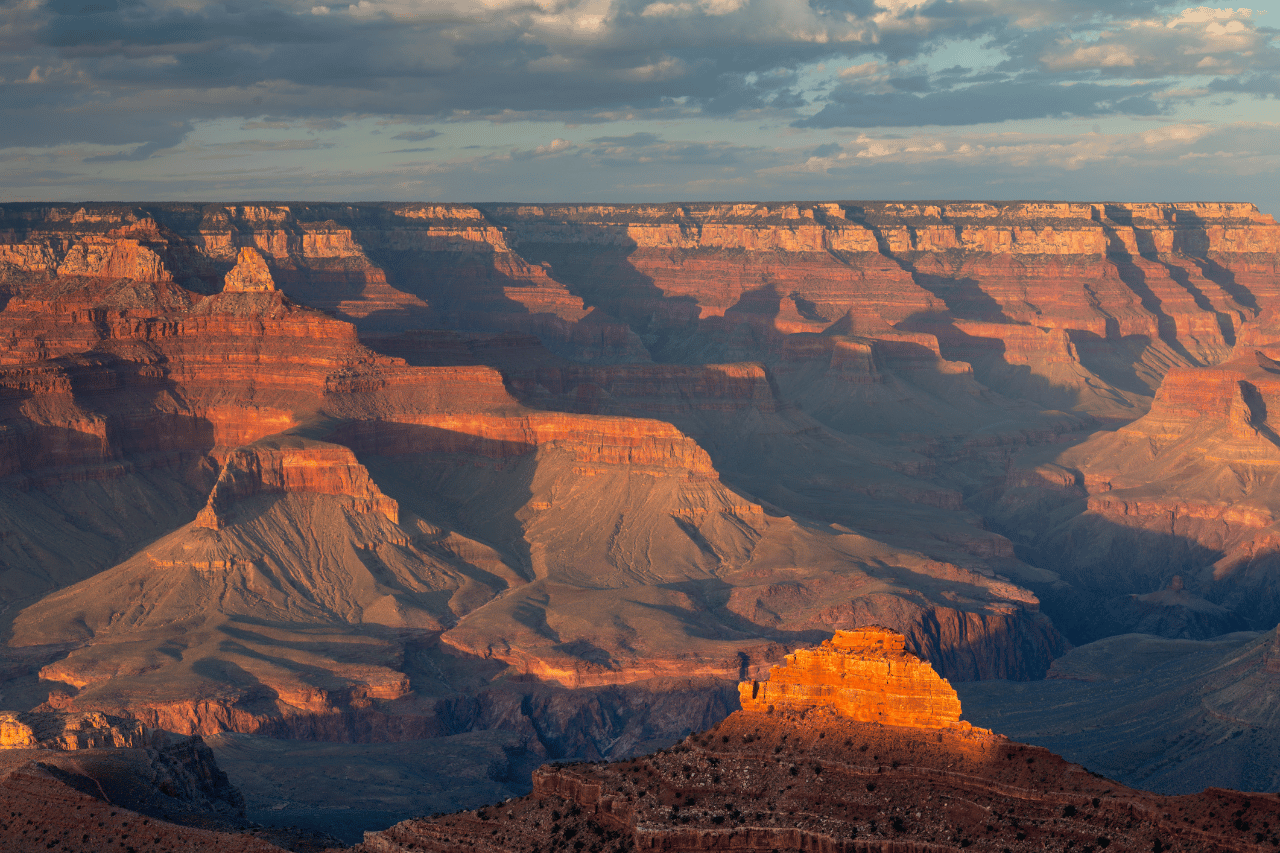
[0,200,1279,841]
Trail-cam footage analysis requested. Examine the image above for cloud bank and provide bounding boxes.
[0,0,1276,206]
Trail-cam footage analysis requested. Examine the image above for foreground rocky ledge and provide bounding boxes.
[0,711,307,852]
[356,630,1280,852]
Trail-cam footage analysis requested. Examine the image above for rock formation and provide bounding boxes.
[357,630,1280,853]
[960,626,1280,796]
[982,300,1280,641]
[0,710,154,750]
[222,246,276,292]
[738,627,968,729]
[0,710,318,852]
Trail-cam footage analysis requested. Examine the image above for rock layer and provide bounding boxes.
[3,198,1280,777]
[738,627,966,729]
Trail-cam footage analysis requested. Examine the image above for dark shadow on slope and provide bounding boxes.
[511,238,701,362]
[1158,206,1261,312]
[898,311,1104,413]
[340,435,538,586]
[1195,255,1260,312]
[1159,259,1236,345]
[1103,230,1200,365]
[979,492,1277,645]
[1239,380,1280,448]
[1065,328,1160,398]
[903,265,1008,322]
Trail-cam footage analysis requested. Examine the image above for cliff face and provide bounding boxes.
[5,200,1274,390]
[1,198,1279,777]
[981,302,1280,642]
[0,707,297,853]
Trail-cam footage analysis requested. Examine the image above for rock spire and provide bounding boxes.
[222,246,276,292]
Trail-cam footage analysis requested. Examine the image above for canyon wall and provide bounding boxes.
[0,200,1277,765]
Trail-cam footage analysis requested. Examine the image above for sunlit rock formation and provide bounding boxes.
[738,626,967,729]
[221,246,276,293]
[357,630,1279,853]
[0,710,154,750]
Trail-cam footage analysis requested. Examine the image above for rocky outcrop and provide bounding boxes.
[195,438,399,529]
[356,633,1280,853]
[738,627,968,730]
[0,706,293,852]
[981,305,1280,641]
[221,246,275,292]
[0,710,156,750]
[0,736,297,852]
[0,761,282,853]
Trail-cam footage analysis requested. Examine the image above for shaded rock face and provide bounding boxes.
[958,629,1280,796]
[0,709,296,853]
[0,762,282,853]
[738,627,965,729]
[358,632,1280,853]
[981,301,1280,642]
[0,710,246,817]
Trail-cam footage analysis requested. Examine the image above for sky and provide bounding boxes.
[1,0,1278,209]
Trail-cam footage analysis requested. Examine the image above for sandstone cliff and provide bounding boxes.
[981,303,1280,641]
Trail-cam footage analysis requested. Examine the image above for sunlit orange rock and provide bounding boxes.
[738,627,969,730]
[221,246,276,292]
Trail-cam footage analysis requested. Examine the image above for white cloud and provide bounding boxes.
[1039,6,1273,76]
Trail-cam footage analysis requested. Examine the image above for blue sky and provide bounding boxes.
[2,0,1278,209]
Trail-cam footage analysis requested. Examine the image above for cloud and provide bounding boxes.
[799,78,1163,128]
[202,138,338,153]
[784,121,1280,178]
[0,0,1274,213]
[11,0,1269,157]
[588,132,663,147]
[1035,7,1276,78]
[9,119,1276,213]
[391,129,440,142]
[83,139,170,162]
[511,138,577,160]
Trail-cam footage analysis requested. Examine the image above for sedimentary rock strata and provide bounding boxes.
[738,627,967,729]
[959,626,1280,796]
[1,199,1280,801]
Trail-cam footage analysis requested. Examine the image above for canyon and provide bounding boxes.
[0,200,1278,840]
